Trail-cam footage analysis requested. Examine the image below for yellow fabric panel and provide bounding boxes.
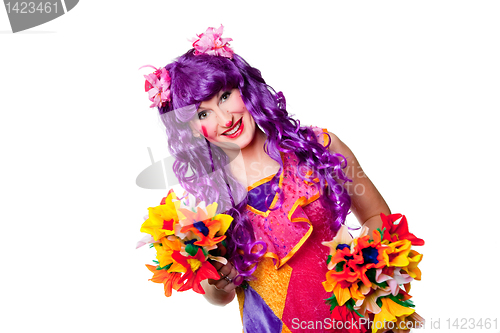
[281,323,292,333]
[248,257,293,320]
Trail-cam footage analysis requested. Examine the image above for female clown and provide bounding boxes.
[142,26,393,332]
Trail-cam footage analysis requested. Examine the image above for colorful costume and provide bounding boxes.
[236,128,339,333]
[139,25,423,333]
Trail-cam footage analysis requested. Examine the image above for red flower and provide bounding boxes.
[381,213,424,246]
[171,249,220,294]
[330,305,368,333]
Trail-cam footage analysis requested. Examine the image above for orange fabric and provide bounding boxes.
[248,258,293,320]
[281,323,292,333]
[236,257,293,326]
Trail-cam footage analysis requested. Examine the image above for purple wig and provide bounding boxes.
[157,50,351,281]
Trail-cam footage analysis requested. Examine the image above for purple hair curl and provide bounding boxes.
[157,50,351,281]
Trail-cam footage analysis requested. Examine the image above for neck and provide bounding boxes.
[222,127,279,186]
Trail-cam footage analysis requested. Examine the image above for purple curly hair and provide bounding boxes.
[157,50,351,282]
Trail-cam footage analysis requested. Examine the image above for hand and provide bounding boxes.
[207,260,239,293]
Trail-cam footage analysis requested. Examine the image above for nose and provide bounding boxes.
[214,106,233,128]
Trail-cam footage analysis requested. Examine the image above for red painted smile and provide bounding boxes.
[221,118,244,138]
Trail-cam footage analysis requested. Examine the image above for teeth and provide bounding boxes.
[224,120,241,135]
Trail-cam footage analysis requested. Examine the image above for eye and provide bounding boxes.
[197,110,208,120]
[219,91,231,104]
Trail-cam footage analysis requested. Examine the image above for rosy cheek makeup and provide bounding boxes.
[201,126,208,138]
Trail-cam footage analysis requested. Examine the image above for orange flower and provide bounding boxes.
[351,232,389,287]
[176,197,233,247]
[180,217,228,247]
[323,277,366,306]
[326,246,364,285]
[145,264,183,297]
[323,229,388,297]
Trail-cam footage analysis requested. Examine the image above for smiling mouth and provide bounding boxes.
[222,118,243,136]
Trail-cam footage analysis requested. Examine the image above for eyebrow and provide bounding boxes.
[197,91,223,111]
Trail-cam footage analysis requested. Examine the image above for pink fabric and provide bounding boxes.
[282,199,337,331]
[246,126,331,266]
[247,152,321,266]
[245,128,342,331]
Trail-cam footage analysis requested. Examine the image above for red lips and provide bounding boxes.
[221,118,244,138]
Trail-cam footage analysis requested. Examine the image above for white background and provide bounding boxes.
[1,1,499,332]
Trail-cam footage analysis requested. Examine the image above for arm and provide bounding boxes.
[324,131,391,231]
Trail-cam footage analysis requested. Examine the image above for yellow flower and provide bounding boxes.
[322,278,365,306]
[154,237,183,270]
[382,239,412,267]
[372,297,415,333]
[187,258,202,272]
[140,191,179,241]
[403,250,423,280]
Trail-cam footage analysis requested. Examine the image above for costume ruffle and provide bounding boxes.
[246,127,329,269]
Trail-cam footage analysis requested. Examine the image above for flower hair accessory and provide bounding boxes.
[139,65,171,108]
[191,25,234,59]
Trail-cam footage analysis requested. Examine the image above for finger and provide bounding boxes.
[222,275,238,292]
[214,269,235,290]
[217,263,232,279]
[211,261,224,271]
[220,267,239,292]
[221,281,235,293]
[207,278,218,285]
[214,278,228,290]
[227,266,237,280]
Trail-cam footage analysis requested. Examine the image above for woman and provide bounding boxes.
[143,26,390,332]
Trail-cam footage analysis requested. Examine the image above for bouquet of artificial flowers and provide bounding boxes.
[136,189,233,296]
[322,213,425,333]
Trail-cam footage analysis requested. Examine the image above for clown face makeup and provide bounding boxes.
[190,89,257,152]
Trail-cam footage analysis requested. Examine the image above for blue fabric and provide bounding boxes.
[247,178,276,212]
[243,285,282,333]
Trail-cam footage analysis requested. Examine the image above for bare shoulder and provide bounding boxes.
[308,126,354,160]
[313,128,348,156]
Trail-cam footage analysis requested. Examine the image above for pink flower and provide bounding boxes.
[191,25,234,59]
[375,267,413,296]
[139,65,171,108]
